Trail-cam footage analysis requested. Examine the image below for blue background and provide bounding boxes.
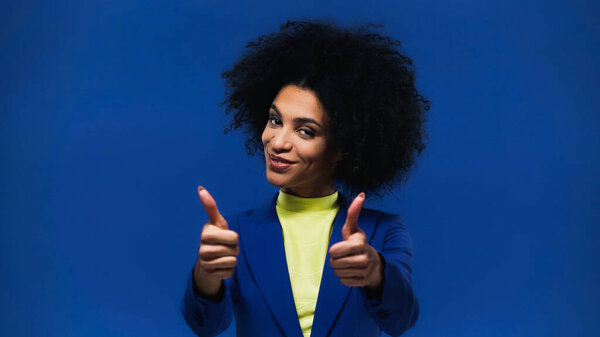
[1,1,598,336]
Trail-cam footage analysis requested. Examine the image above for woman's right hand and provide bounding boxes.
[193,186,239,297]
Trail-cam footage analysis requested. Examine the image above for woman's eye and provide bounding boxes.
[299,129,315,137]
[268,117,281,125]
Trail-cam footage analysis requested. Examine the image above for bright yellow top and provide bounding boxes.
[276,189,340,337]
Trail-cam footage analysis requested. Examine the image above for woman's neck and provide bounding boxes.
[281,185,336,198]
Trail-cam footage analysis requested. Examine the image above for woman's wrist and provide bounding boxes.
[364,251,385,299]
[193,259,224,299]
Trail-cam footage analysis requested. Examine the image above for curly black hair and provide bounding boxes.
[220,19,430,197]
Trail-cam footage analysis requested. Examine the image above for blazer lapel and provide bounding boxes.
[311,193,380,337]
[240,193,303,337]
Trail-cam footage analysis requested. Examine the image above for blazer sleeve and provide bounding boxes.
[180,268,236,337]
[181,212,245,336]
[360,213,419,336]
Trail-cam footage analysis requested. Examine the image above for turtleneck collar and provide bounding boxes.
[276,189,339,213]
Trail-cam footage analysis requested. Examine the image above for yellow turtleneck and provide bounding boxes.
[276,189,340,337]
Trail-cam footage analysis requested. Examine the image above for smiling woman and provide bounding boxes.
[181,19,429,337]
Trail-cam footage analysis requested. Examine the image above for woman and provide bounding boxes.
[181,19,429,337]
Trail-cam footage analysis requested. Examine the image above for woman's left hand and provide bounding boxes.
[329,193,383,289]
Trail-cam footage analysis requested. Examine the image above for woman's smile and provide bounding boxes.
[268,153,296,172]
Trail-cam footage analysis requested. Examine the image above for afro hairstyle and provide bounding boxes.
[220,19,430,197]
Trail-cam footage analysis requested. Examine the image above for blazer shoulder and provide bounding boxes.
[361,207,405,228]
[222,208,255,231]
[224,208,256,220]
[361,208,413,247]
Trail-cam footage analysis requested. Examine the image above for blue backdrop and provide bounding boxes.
[1,1,598,336]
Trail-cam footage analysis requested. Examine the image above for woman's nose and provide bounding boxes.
[270,130,292,151]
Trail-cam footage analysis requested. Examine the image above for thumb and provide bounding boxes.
[342,192,365,240]
[197,186,228,229]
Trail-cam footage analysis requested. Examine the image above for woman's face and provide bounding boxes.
[261,85,340,198]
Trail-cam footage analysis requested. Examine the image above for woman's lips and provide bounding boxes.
[268,156,294,172]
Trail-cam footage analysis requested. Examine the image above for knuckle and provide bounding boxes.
[202,223,215,233]
[357,255,369,267]
[200,231,216,243]
[329,246,340,258]
[200,261,213,271]
[202,245,221,257]
[200,259,212,267]
[350,241,363,251]
[199,245,209,257]
[230,231,239,242]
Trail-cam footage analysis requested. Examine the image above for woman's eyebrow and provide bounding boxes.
[270,104,282,116]
[270,104,323,129]
[294,117,322,129]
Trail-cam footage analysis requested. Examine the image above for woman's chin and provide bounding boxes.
[265,174,286,188]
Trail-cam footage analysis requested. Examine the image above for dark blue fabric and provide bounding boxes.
[181,193,418,337]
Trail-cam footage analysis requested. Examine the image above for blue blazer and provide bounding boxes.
[181,193,418,337]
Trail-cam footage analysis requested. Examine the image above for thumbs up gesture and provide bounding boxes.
[329,193,383,289]
[193,186,240,297]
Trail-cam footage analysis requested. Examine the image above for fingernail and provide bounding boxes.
[359,192,365,199]
[198,185,205,192]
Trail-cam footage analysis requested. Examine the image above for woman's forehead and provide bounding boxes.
[272,85,328,122]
